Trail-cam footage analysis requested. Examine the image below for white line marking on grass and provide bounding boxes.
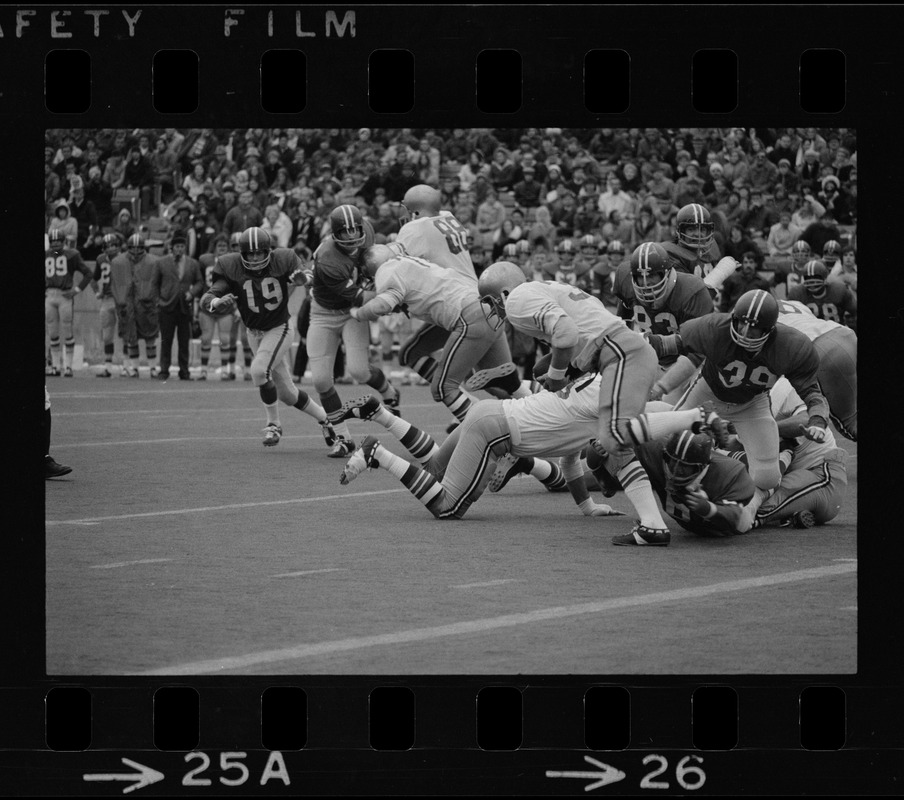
[90,558,173,570]
[46,489,407,526]
[52,434,335,448]
[833,558,857,562]
[137,563,857,675]
[452,579,521,589]
[840,606,857,611]
[272,568,346,579]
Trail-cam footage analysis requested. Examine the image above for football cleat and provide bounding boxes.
[612,523,671,547]
[46,366,61,377]
[464,362,519,393]
[63,366,73,377]
[262,423,282,447]
[337,395,382,422]
[384,385,401,417]
[222,370,236,381]
[45,456,73,479]
[327,437,356,459]
[693,405,732,449]
[488,453,530,493]
[319,420,338,447]
[790,510,817,529]
[197,368,207,381]
[96,368,112,378]
[339,435,379,484]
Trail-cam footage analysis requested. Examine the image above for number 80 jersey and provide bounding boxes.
[679,313,825,408]
[210,248,301,330]
[395,212,478,286]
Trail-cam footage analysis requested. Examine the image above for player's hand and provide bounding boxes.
[645,333,664,357]
[716,255,739,274]
[581,501,627,517]
[62,288,78,299]
[649,381,667,401]
[349,307,360,320]
[210,293,237,313]
[289,268,312,286]
[545,376,568,392]
[683,487,712,516]
[799,424,828,443]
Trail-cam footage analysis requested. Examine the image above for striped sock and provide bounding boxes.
[617,459,668,529]
[413,356,438,382]
[294,390,326,422]
[321,387,352,440]
[444,390,472,422]
[373,444,444,508]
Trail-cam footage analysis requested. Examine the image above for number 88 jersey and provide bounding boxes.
[210,248,301,330]
[395,211,478,286]
[679,313,823,406]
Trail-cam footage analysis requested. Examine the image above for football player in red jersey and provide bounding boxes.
[661,203,737,304]
[587,430,756,538]
[787,259,857,328]
[200,227,337,449]
[306,204,402,457]
[197,235,235,380]
[90,233,123,377]
[45,228,92,376]
[646,289,832,531]
[613,242,714,402]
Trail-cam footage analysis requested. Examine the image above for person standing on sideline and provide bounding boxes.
[156,233,203,381]
[45,229,92,377]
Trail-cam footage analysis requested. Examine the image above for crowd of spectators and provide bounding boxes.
[45,126,857,278]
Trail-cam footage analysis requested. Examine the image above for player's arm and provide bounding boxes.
[684,491,747,534]
[649,355,698,401]
[199,271,236,313]
[560,451,625,517]
[314,256,367,307]
[785,341,832,441]
[543,315,580,390]
[352,288,403,321]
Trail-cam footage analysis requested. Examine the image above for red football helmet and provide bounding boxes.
[822,239,842,267]
[790,240,812,273]
[556,239,575,270]
[630,242,675,308]
[675,203,715,251]
[48,228,66,253]
[802,259,829,295]
[663,430,713,493]
[127,233,147,261]
[730,289,779,351]
[330,204,367,255]
[239,227,272,272]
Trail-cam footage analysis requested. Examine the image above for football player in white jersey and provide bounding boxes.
[475,261,731,546]
[776,299,856,441]
[350,246,532,424]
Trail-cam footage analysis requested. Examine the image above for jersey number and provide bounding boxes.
[45,255,67,278]
[96,262,111,289]
[717,360,777,390]
[633,306,679,334]
[807,302,840,322]
[432,217,469,255]
[243,277,283,313]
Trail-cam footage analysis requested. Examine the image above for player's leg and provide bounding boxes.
[308,306,355,453]
[592,332,671,543]
[59,295,76,375]
[471,318,532,399]
[45,292,63,374]
[399,323,449,384]
[239,321,252,378]
[430,318,486,422]
[266,332,336,447]
[158,307,176,378]
[756,450,847,527]
[217,313,235,378]
[814,327,857,442]
[730,395,783,531]
[197,311,216,379]
[98,298,116,376]
[244,325,283,444]
[343,316,400,410]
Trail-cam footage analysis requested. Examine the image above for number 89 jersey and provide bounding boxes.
[679,313,823,406]
[395,211,478,286]
[612,263,713,366]
[210,248,301,330]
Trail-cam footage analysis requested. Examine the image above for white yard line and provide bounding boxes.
[46,489,407,526]
[89,558,173,570]
[137,563,857,675]
[271,568,347,578]
[452,579,522,589]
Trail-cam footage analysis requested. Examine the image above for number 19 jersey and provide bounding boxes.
[396,212,478,285]
[211,248,301,330]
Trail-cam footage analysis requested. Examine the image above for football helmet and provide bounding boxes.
[229,232,242,251]
[502,243,519,258]
[579,234,597,255]
[663,430,713,494]
[239,226,272,272]
[790,240,812,272]
[822,239,842,267]
[730,289,779,351]
[556,239,576,270]
[127,233,147,261]
[802,259,829,295]
[361,244,396,279]
[400,184,442,220]
[477,261,527,330]
[330,204,367,255]
[102,233,121,257]
[606,239,625,257]
[675,203,715,251]
[630,242,676,308]
[517,239,532,254]
[48,228,66,253]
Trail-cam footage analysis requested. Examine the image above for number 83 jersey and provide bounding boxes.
[210,248,301,330]
[679,313,824,407]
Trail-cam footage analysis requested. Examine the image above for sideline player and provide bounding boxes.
[45,229,92,377]
[199,226,337,449]
[646,289,832,532]
[775,298,856,441]
[477,260,731,546]
[197,234,236,380]
[614,242,713,402]
[307,204,401,457]
[44,386,73,479]
[91,233,123,377]
[787,259,857,327]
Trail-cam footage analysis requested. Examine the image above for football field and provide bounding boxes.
[45,374,857,675]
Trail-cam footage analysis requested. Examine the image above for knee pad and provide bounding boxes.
[750,462,781,492]
[249,362,269,385]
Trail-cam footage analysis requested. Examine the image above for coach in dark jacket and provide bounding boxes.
[156,234,203,380]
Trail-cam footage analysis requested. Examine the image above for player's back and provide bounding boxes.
[377,255,476,329]
[776,299,841,340]
[396,212,478,284]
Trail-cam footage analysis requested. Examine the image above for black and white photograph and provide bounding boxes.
[44,124,858,676]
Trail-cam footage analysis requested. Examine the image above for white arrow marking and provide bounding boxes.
[546,755,626,791]
[83,758,165,794]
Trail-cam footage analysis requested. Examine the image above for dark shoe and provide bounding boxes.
[790,510,817,529]
[384,385,401,417]
[339,435,380,484]
[488,454,530,493]
[336,395,382,423]
[178,372,192,381]
[327,437,356,459]
[96,367,113,378]
[612,523,671,547]
[45,456,72,479]
[158,371,170,381]
[464,362,518,393]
